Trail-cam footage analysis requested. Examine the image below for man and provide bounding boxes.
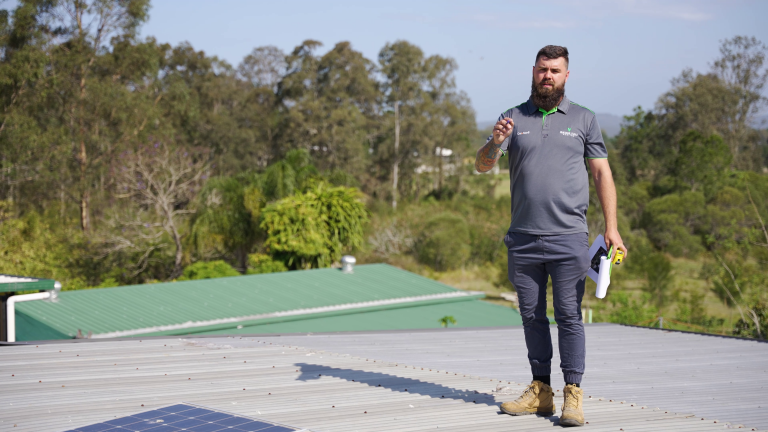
[475,45,627,427]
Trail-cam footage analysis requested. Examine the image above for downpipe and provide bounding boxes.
[6,281,61,342]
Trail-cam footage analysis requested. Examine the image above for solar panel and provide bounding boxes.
[65,403,305,432]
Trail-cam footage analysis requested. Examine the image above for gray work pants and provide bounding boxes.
[504,231,589,384]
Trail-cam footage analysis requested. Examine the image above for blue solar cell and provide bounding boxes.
[213,416,252,427]
[232,421,279,431]
[259,427,296,432]
[178,408,216,418]
[169,418,207,429]
[184,423,227,432]
[132,410,168,420]
[153,414,188,424]
[75,423,114,432]
[121,420,169,431]
[196,412,232,422]
[105,416,144,427]
[143,425,182,432]
[157,404,196,414]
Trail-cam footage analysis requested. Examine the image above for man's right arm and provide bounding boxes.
[475,117,514,173]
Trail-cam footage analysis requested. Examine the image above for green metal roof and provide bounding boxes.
[15,264,501,340]
[0,274,57,293]
[192,299,522,335]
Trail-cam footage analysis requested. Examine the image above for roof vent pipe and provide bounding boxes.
[341,255,356,274]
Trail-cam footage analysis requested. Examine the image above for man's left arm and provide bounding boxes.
[588,158,627,259]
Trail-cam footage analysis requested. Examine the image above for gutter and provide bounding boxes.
[6,281,61,342]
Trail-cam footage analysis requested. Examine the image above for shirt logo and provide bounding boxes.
[560,129,578,138]
[517,131,530,135]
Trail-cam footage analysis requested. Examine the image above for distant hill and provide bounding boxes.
[596,113,622,138]
[479,112,768,139]
[478,113,624,138]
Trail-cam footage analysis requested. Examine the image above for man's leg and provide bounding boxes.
[545,232,589,384]
[501,232,555,417]
[505,232,552,380]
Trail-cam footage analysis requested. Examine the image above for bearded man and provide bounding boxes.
[475,45,627,427]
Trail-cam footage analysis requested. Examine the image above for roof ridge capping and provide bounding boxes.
[91,290,485,339]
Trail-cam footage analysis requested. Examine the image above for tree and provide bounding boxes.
[111,141,209,279]
[277,41,379,180]
[711,36,768,134]
[672,131,731,195]
[379,41,426,208]
[261,183,368,269]
[190,175,260,271]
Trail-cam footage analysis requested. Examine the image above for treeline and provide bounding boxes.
[595,36,768,338]
[1,2,767,339]
[0,1,474,283]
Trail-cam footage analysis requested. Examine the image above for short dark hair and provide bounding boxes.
[535,45,569,67]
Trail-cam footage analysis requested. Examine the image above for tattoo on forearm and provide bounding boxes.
[475,140,502,172]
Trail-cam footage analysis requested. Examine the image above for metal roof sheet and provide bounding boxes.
[14,264,471,339]
[0,326,737,431]
[191,299,523,335]
[268,323,768,431]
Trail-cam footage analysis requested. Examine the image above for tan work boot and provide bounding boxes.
[560,384,585,426]
[500,380,555,416]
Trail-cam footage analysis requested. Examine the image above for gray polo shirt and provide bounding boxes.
[489,95,607,235]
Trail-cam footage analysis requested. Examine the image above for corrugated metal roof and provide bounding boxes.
[14,265,476,340]
[192,300,522,335]
[268,323,768,430]
[0,327,734,431]
[0,274,56,293]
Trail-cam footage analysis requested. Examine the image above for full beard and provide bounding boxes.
[531,77,565,111]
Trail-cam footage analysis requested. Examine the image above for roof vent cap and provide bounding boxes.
[341,255,356,274]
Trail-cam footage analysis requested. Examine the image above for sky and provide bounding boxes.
[130,1,766,121]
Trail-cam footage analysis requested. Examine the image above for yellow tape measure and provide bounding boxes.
[612,249,624,265]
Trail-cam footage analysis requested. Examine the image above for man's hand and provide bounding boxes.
[604,229,627,261]
[493,117,515,145]
[475,117,514,172]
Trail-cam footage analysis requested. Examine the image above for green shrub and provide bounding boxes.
[178,261,240,280]
[416,212,470,271]
[606,292,657,325]
[246,253,288,275]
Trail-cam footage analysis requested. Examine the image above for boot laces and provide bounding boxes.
[517,383,537,402]
[564,388,580,410]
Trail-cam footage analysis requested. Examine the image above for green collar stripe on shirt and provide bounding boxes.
[539,107,558,126]
[569,101,595,114]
